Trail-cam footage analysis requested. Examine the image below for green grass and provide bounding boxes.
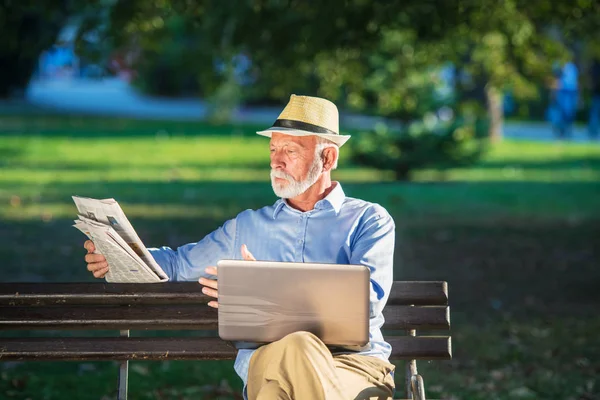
[0,113,599,399]
[1,115,599,223]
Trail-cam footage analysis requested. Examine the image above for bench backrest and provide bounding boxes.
[0,281,450,361]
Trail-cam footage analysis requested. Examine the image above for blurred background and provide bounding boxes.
[1,1,599,399]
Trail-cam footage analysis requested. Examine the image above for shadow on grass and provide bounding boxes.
[0,113,267,138]
[0,110,365,138]
[1,214,598,324]
[1,180,599,321]
[0,145,24,162]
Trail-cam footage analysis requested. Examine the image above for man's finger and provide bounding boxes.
[205,266,218,276]
[241,244,256,261]
[87,261,108,272]
[93,267,109,278]
[84,240,96,253]
[85,253,106,264]
[207,301,219,309]
[199,277,218,290]
[202,286,218,299]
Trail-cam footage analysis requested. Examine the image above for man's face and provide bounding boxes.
[269,133,323,198]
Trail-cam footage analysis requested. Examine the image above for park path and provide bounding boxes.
[25,77,594,142]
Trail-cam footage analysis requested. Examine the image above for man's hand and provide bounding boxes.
[200,266,219,308]
[240,244,256,261]
[84,240,109,279]
[199,244,256,309]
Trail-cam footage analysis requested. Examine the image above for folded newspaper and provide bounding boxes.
[72,196,168,283]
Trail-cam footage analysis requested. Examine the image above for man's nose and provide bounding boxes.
[270,151,285,169]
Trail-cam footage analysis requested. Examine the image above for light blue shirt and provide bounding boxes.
[149,182,395,390]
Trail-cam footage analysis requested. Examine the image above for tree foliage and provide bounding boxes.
[74,0,598,178]
[0,1,74,97]
[52,1,600,178]
[86,0,599,116]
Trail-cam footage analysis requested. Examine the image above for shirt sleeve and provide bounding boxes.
[148,217,237,282]
[349,204,395,316]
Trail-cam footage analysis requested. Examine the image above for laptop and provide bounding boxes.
[216,259,370,348]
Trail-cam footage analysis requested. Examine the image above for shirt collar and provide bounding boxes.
[272,199,287,219]
[272,182,345,219]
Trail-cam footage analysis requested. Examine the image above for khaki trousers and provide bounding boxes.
[247,331,395,400]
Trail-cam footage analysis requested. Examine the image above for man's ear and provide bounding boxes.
[321,147,337,171]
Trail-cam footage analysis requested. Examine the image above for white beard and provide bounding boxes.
[271,156,323,199]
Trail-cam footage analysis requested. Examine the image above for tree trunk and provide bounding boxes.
[486,85,504,143]
[0,6,69,98]
[394,164,412,181]
[0,55,37,98]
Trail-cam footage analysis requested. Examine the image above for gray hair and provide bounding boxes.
[315,137,339,170]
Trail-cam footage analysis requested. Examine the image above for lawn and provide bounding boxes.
[0,113,599,399]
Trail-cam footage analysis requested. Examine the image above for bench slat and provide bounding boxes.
[0,305,217,330]
[0,336,451,361]
[0,283,210,306]
[384,306,450,330]
[387,281,448,306]
[0,281,448,306]
[0,305,450,331]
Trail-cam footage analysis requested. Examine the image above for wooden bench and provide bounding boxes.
[0,281,451,400]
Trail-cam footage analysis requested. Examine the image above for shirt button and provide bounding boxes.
[298,239,303,244]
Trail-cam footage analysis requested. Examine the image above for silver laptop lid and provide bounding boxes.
[216,259,370,347]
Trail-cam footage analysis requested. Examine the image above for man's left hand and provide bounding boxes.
[199,244,256,308]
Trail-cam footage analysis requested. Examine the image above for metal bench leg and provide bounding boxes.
[405,359,417,399]
[118,330,130,400]
[405,325,427,400]
[410,374,426,400]
[405,327,418,399]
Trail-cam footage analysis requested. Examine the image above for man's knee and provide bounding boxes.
[251,331,327,369]
[278,331,323,352]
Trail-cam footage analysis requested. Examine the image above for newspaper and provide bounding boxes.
[72,196,168,283]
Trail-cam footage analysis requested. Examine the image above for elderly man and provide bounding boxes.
[84,95,396,400]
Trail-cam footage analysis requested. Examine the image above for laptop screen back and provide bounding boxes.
[216,259,370,347]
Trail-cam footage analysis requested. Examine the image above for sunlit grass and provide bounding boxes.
[1,126,600,222]
[1,134,598,176]
[413,167,600,182]
[0,136,269,167]
[484,140,600,162]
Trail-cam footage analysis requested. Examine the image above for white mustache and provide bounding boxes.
[271,169,296,182]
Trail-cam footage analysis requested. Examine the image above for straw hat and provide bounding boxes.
[257,94,351,147]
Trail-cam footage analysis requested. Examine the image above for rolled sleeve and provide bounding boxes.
[349,205,395,315]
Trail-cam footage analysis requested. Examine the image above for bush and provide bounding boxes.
[350,116,489,181]
[129,15,206,98]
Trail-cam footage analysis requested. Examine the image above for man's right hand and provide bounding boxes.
[84,240,109,278]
